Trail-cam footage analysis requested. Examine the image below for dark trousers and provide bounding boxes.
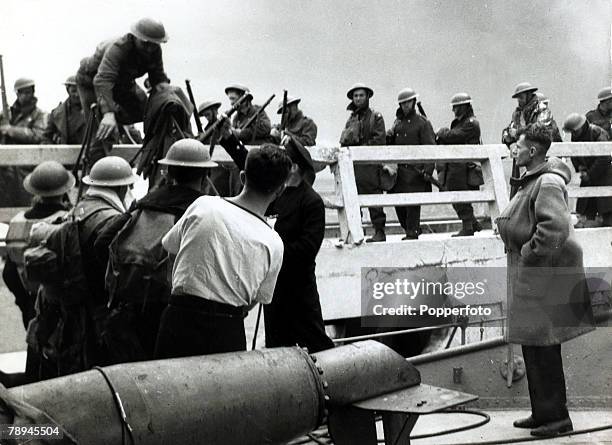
[354,164,386,231]
[391,166,432,233]
[452,202,475,221]
[154,294,246,359]
[264,288,334,353]
[522,344,569,423]
[78,83,147,167]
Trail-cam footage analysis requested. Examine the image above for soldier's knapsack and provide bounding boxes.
[105,208,176,310]
[23,204,114,375]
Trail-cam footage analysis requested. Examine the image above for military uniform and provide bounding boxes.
[570,123,612,225]
[586,105,612,139]
[42,100,86,144]
[387,108,436,237]
[76,33,169,163]
[436,111,481,224]
[502,95,562,145]
[340,104,386,232]
[271,110,318,147]
[0,99,47,206]
[3,203,70,329]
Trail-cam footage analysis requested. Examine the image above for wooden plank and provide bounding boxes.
[548,142,612,157]
[336,148,364,244]
[358,190,495,207]
[567,186,612,198]
[348,145,508,163]
[330,163,349,239]
[0,207,26,223]
[483,146,509,222]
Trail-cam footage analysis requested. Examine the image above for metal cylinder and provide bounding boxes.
[9,348,324,445]
[313,340,420,405]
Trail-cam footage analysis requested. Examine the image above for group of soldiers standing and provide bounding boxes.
[1,16,612,387]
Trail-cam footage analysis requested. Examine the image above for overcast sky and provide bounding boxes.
[1,0,610,144]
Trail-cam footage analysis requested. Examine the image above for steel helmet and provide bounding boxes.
[82,156,138,187]
[158,138,218,168]
[597,87,612,102]
[512,82,538,98]
[14,77,35,92]
[130,18,168,44]
[535,92,549,104]
[562,113,587,132]
[450,92,472,106]
[23,161,75,197]
[346,83,374,100]
[397,88,418,104]
[64,75,77,86]
[277,96,301,114]
[197,100,222,115]
[224,84,251,96]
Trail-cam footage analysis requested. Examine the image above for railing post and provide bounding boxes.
[481,146,509,223]
[334,148,364,244]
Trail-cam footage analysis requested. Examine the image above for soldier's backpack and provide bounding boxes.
[105,208,176,309]
[22,204,115,375]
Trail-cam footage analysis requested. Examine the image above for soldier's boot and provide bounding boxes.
[402,230,419,240]
[366,229,386,243]
[452,220,475,237]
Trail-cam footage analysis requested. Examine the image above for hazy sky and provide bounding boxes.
[1,0,610,144]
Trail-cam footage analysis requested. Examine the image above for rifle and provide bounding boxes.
[73,103,98,201]
[185,79,203,133]
[415,166,443,190]
[279,90,289,131]
[0,55,10,143]
[416,101,427,118]
[195,92,251,153]
[239,94,275,131]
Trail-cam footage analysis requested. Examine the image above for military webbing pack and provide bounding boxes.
[105,208,176,310]
[23,203,115,372]
[5,210,67,295]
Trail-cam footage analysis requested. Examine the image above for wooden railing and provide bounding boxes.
[1,142,612,244]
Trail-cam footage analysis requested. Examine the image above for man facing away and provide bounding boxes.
[155,144,291,358]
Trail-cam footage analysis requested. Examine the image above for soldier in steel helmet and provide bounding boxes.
[197,100,232,196]
[502,82,562,146]
[436,93,483,236]
[270,96,318,147]
[3,162,74,330]
[386,88,436,240]
[42,76,86,145]
[93,139,217,363]
[340,83,387,242]
[563,113,612,228]
[0,77,48,206]
[76,18,170,164]
[586,87,612,138]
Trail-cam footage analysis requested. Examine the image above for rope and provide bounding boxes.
[92,366,135,445]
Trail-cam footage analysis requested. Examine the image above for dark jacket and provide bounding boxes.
[232,103,272,144]
[387,108,436,189]
[94,184,202,263]
[570,123,612,215]
[340,104,386,146]
[219,134,333,352]
[77,34,169,115]
[586,105,612,139]
[435,111,481,191]
[502,95,562,144]
[496,158,595,346]
[0,99,47,144]
[271,110,318,146]
[42,99,86,144]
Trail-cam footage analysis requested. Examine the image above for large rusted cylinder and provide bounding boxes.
[8,348,324,445]
[312,340,420,405]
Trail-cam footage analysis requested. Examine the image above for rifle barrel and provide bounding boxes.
[240,94,275,130]
[185,79,203,133]
[0,55,10,122]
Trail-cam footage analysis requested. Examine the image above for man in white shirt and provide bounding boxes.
[154,144,291,357]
